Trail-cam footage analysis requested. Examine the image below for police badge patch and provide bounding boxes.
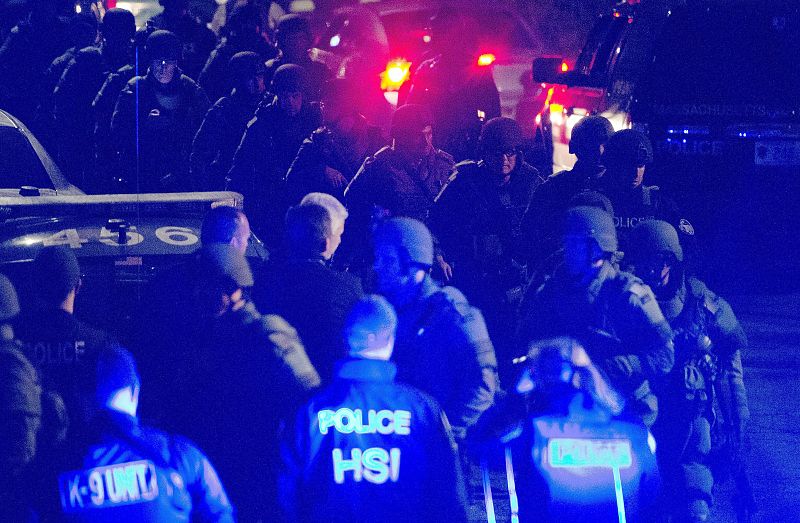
[679,218,695,236]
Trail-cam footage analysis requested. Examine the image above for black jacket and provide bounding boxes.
[15,308,115,429]
[52,411,233,522]
[111,72,210,192]
[253,257,364,383]
[190,90,261,190]
[280,358,468,523]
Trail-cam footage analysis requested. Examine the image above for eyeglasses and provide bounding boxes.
[487,149,518,159]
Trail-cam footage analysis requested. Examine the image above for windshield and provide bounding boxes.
[0,127,55,189]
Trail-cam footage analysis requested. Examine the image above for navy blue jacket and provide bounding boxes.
[280,358,468,523]
[56,411,233,522]
[504,390,660,522]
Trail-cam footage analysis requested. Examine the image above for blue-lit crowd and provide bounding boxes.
[0,2,753,522]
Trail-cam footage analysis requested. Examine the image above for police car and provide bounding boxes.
[0,191,267,338]
[629,1,800,292]
[532,0,678,173]
[0,109,83,197]
[316,1,542,118]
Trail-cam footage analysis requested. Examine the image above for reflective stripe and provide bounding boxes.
[504,446,520,523]
[481,457,496,523]
[612,465,627,523]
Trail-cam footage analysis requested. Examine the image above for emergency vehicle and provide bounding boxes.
[629,1,800,292]
[0,192,267,337]
[533,0,675,173]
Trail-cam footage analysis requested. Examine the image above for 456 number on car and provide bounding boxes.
[42,227,199,248]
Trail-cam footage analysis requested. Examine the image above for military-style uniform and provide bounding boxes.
[15,308,115,430]
[226,98,322,246]
[653,277,750,521]
[521,161,607,265]
[519,262,675,427]
[189,89,262,191]
[111,72,210,192]
[55,411,233,522]
[346,145,456,224]
[285,117,385,203]
[431,158,545,373]
[391,275,498,439]
[601,183,695,260]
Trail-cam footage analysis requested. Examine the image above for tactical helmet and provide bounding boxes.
[628,219,684,263]
[228,51,266,86]
[603,129,653,172]
[569,115,614,157]
[563,206,618,253]
[568,190,614,217]
[101,8,135,41]
[479,117,523,155]
[373,217,434,267]
[146,30,181,62]
[391,104,433,139]
[271,63,308,94]
[275,14,311,46]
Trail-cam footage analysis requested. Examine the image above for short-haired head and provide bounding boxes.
[300,192,348,232]
[32,246,81,308]
[284,203,331,259]
[201,206,250,255]
[344,295,397,360]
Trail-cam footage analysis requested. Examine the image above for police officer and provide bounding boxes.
[522,115,615,265]
[53,8,136,191]
[496,337,660,522]
[145,0,217,80]
[0,346,43,522]
[227,62,322,247]
[518,206,674,427]
[264,14,331,102]
[111,29,210,192]
[280,295,468,523]
[179,244,320,521]
[198,3,277,104]
[54,346,234,522]
[431,117,545,376]
[344,104,455,271]
[372,218,497,439]
[599,129,695,262]
[627,220,751,523]
[405,6,501,161]
[191,51,267,190]
[285,78,386,203]
[15,246,115,432]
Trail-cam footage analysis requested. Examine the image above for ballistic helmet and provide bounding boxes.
[563,206,618,253]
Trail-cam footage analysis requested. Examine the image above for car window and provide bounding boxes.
[639,6,800,105]
[0,128,55,189]
[569,15,629,87]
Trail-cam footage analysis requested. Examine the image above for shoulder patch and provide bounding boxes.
[679,218,695,236]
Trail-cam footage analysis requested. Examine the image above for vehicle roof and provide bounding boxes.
[0,191,244,221]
